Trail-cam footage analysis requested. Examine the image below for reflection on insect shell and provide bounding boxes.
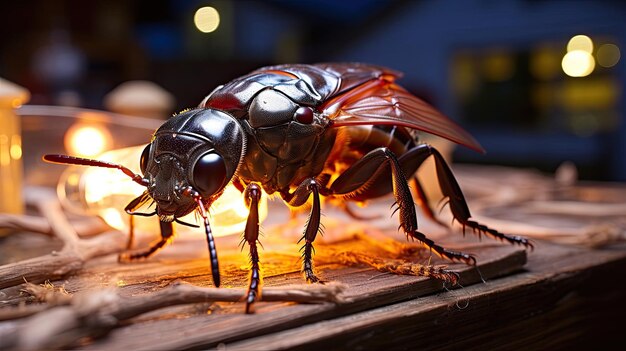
[57,145,267,237]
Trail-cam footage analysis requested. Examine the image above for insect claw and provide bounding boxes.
[449,271,461,286]
[245,304,253,314]
[465,254,477,266]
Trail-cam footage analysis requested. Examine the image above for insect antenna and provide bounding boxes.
[43,154,149,187]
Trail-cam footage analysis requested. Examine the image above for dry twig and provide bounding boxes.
[0,213,108,237]
[0,230,125,289]
[0,281,348,350]
[336,251,459,285]
[0,198,126,289]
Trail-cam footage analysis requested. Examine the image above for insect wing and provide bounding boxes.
[252,63,398,104]
[322,78,484,153]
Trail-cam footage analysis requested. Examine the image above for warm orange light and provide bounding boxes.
[0,135,8,167]
[58,145,266,237]
[0,78,27,214]
[64,123,112,157]
[10,135,22,160]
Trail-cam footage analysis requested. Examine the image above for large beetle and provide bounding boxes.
[45,63,532,313]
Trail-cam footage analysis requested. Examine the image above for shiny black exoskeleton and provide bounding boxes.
[44,63,532,313]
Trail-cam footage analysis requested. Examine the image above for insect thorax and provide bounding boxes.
[236,121,337,194]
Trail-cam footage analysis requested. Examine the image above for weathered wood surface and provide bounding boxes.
[225,241,626,351]
[1,165,625,350]
[73,243,526,351]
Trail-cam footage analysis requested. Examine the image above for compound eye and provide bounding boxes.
[191,151,227,196]
[294,106,314,124]
[140,143,151,173]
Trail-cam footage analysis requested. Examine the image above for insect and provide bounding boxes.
[44,63,532,313]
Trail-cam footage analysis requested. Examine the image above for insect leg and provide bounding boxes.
[329,147,476,265]
[127,215,135,250]
[283,178,324,283]
[408,145,533,249]
[122,191,153,250]
[118,220,174,262]
[243,183,262,313]
[410,176,447,227]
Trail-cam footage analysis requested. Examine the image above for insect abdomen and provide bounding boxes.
[340,124,416,159]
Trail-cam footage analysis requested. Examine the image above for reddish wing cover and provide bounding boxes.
[321,71,484,153]
[208,63,483,153]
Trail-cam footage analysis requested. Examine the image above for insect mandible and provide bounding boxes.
[44,63,532,313]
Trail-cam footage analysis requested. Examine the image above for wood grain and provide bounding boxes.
[1,165,624,350]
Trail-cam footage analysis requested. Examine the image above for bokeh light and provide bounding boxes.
[482,51,515,82]
[567,35,593,53]
[562,50,595,77]
[194,6,220,33]
[530,46,561,80]
[64,123,111,157]
[597,43,621,68]
[10,135,22,160]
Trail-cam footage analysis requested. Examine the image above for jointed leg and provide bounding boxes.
[282,178,325,283]
[122,191,153,250]
[411,176,446,227]
[330,147,476,265]
[422,145,532,248]
[243,183,262,313]
[386,149,477,264]
[334,144,532,249]
[127,215,135,250]
[119,220,174,262]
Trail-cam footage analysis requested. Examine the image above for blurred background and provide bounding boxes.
[1,0,624,181]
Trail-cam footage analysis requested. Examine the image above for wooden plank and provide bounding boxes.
[214,243,626,350]
[77,241,525,350]
[3,165,624,350]
[0,194,528,350]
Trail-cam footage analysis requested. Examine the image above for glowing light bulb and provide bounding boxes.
[194,6,220,33]
[58,145,267,237]
[64,123,111,157]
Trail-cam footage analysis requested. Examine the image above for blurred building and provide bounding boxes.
[0,0,624,180]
